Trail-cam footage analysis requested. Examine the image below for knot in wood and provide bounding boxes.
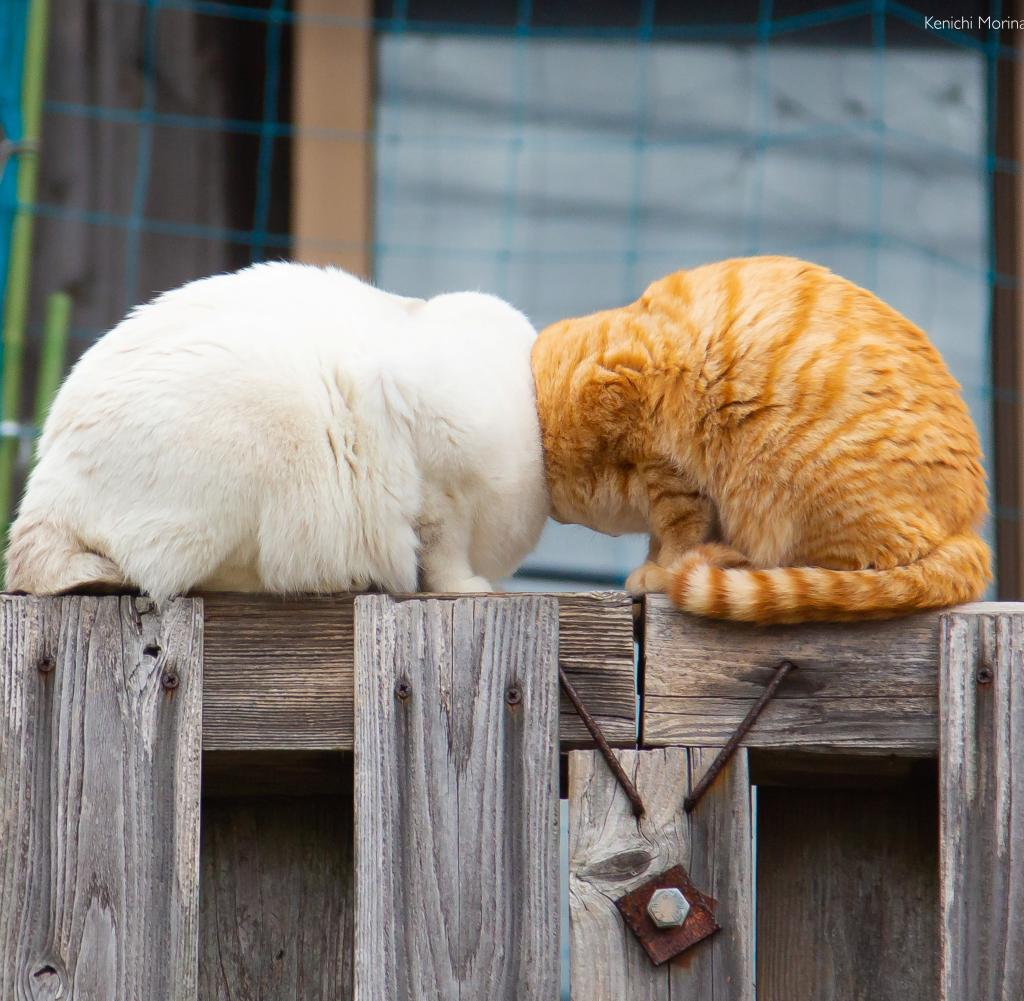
[580,847,654,883]
[28,957,68,998]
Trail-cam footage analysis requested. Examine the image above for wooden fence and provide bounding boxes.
[0,591,1020,999]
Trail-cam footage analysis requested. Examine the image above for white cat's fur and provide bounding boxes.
[6,263,548,601]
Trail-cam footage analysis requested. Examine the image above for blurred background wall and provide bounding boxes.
[0,0,1020,593]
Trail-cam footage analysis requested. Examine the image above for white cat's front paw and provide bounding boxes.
[426,574,494,594]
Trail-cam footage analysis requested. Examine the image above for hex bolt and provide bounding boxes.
[647,888,691,930]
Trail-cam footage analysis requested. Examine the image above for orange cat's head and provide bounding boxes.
[531,310,650,536]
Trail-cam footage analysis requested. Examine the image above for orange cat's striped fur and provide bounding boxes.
[531,256,990,624]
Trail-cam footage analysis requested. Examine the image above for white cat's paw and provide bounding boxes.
[426,574,494,594]
[626,561,670,595]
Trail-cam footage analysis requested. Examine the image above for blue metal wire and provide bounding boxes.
[251,0,286,262]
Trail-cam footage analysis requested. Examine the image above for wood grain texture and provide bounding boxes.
[940,609,1024,1001]
[644,694,938,752]
[202,594,354,752]
[0,595,203,1001]
[757,785,939,1001]
[643,597,1024,753]
[201,591,634,751]
[568,748,754,1000]
[354,595,560,1001]
[199,796,354,1001]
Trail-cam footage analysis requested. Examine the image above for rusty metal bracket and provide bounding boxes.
[684,658,797,813]
[559,666,645,818]
[615,864,720,966]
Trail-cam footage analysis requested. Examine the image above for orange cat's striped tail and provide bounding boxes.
[664,532,991,624]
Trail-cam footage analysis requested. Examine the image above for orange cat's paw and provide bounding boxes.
[626,561,671,595]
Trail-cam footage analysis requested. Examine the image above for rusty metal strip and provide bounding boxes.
[683,658,797,814]
[559,666,645,818]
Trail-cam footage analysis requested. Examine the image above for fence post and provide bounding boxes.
[0,595,204,1000]
[568,746,754,1000]
[353,594,560,1001]
[940,608,1024,1000]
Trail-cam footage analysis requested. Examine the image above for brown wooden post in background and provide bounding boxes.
[992,13,1024,599]
[291,0,375,277]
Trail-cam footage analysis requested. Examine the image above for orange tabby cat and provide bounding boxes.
[531,256,990,623]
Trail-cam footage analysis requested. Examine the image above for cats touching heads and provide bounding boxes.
[6,255,991,624]
[6,263,548,601]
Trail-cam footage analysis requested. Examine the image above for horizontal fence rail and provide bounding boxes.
[201,591,635,753]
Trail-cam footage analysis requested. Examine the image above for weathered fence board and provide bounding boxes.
[203,590,634,751]
[643,598,1022,754]
[353,595,560,1001]
[644,694,938,752]
[0,595,203,1001]
[202,595,354,752]
[940,609,1024,1001]
[568,747,754,1000]
[199,796,354,1000]
[757,786,939,1001]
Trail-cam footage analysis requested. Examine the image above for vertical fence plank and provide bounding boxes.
[940,609,1024,1001]
[568,747,754,1001]
[0,595,204,1001]
[354,595,560,1001]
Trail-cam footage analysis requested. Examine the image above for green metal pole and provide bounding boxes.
[0,0,52,541]
[33,290,69,430]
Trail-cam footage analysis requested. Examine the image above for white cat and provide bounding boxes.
[6,262,549,601]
